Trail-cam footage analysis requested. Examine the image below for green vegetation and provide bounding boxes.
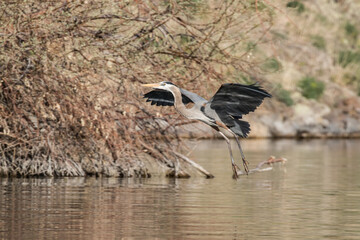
[344,22,358,41]
[274,84,294,106]
[271,30,288,40]
[310,35,326,50]
[261,58,282,72]
[248,0,268,11]
[233,72,256,85]
[298,77,325,100]
[247,41,257,51]
[338,50,360,67]
[342,71,360,96]
[163,0,204,16]
[286,1,305,14]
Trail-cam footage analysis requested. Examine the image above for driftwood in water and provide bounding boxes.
[173,151,214,178]
[235,156,287,177]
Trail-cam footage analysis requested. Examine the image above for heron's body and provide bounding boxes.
[142,81,271,178]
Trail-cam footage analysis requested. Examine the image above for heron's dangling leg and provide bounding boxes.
[231,133,249,174]
[218,131,240,179]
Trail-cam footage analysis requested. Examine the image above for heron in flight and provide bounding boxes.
[142,81,271,178]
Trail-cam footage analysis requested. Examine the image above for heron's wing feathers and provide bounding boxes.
[203,106,251,137]
[202,83,271,138]
[143,89,193,106]
[144,89,174,106]
[209,83,271,117]
[179,88,207,105]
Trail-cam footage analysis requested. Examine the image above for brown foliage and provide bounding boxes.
[0,1,272,177]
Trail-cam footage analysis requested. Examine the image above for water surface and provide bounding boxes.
[1,139,359,239]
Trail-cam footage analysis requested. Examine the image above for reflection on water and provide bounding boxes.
[0,139,360,239]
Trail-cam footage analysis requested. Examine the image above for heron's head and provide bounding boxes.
[141,81,176,91]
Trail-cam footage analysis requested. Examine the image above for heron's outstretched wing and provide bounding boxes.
[208,83,271,117]
[143,89,195,106]
[202,83,271,137]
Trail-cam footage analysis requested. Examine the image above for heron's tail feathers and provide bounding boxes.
[230,119,250,138]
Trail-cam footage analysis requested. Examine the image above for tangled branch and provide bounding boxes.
[0,1,273,177]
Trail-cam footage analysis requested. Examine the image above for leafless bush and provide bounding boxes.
[0,1,272,177]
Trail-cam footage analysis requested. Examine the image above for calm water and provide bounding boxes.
[0,139,360,239]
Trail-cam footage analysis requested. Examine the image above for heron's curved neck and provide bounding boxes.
[169,86,192,118]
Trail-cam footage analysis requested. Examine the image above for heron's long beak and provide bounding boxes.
[141,83,161,88]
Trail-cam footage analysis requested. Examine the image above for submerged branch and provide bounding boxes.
[173,151,214,178]
[236,156,287,176]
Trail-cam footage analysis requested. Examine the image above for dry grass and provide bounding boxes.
[265,0,360,94]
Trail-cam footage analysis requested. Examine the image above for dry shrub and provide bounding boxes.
[0,1,272,177]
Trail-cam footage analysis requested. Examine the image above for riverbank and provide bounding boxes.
[1,1,359,178]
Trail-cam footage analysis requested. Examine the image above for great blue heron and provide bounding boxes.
[142,81,271,178]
